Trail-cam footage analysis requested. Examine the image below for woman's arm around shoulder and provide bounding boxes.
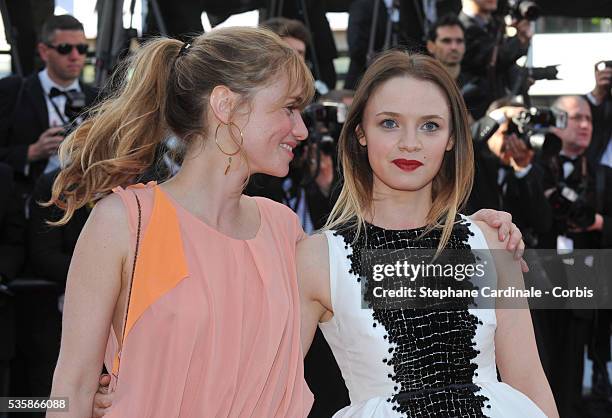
[475,221,559,418]
[48,194,130,418]
[296,233,333,357]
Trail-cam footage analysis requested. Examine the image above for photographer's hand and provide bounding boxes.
[514,19,533,46]
[27,126,65,162]
[505,135,534,171]
[587,214,604,231]
[314,153,334,197]
[591,63,612,105]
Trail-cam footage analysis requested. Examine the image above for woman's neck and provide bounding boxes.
[368,180,432,230]
[162,144,250,229]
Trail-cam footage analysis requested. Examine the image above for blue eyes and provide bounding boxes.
[381,119,398,129]
[380,119,440,131]
[422,121,440,131]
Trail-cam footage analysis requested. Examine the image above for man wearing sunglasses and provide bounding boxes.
[0,14,98,207]
[0,14,97,399]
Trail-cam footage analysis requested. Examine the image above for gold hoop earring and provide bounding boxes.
[215,122,244,175]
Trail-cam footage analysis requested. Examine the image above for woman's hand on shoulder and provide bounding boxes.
[469,210,528,271]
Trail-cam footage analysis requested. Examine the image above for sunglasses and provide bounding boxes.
[45,43,88,55]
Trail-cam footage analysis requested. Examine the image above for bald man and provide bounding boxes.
[534,95,607,417]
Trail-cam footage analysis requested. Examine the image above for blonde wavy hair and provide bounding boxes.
[324,50,474,254]
[48,26,314,225]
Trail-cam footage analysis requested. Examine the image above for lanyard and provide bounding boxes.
[47,92,69,126]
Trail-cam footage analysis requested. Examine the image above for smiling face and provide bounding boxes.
[237,73,308,177]
[358,76,453,196]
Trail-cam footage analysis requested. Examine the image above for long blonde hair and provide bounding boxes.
[325,50,474,254]
[49,26,314,225]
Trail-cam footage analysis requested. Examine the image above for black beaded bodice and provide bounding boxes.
[332,218,491,417]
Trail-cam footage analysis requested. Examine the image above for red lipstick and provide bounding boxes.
[392,159,423,172]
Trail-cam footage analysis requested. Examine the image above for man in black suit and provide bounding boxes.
[586,61,612,248]
[459,0,532,119]
[345,0,462,89]
[533,95,607,417]
[0,163,25,402]
[585,61,612,403]
[0,14,98,204]
[466,101,552,244]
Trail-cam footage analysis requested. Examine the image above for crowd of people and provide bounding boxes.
[0,1,611,417]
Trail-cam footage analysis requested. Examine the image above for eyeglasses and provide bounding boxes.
[45,43,88,55]
[568,114,592,123]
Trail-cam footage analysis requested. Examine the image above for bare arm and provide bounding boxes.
[47,195,129,418]
[476,221,558,418]
[296,233,332,356]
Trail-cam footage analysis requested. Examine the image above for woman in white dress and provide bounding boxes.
[298,51,559,417]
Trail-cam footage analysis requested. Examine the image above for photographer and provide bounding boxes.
[467,99,552,244]
[585,61,612,404]
[586,60,612,247]
[538,96,604,248]
[345,0,462,89]
[0,15,98,206]
[459,0,533,118]
[426,14,466,86]
[533,95,607,417]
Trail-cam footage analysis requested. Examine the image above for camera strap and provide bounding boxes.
[47,92,69,126]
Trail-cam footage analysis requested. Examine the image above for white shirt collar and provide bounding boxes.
[38,68,81,95]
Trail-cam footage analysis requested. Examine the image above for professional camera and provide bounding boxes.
[52,90,87,137]
[506,107,567,151]
[526,65,560,81]
[504,0,541,21]
[596,60,612,71]
[64,90,87,122]
[548,182,596,230]
[301,101,347,157]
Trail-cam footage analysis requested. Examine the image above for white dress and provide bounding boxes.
[319,216,547,417]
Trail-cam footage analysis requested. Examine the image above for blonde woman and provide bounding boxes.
[47,28,316,417]
[49,27,524,417]
[297,51,559,417]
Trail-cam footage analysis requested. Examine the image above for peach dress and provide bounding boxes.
[103,182,313,417]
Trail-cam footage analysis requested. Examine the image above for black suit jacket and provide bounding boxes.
[28,168,90,288]
[345,0,461,89]
[466,143,552,246]
[0,163,20,362]
[536,153,602,249]
[458,12,528,118]
[0,163,25,281]
[586,94,612,247]
[0,73,98,196]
